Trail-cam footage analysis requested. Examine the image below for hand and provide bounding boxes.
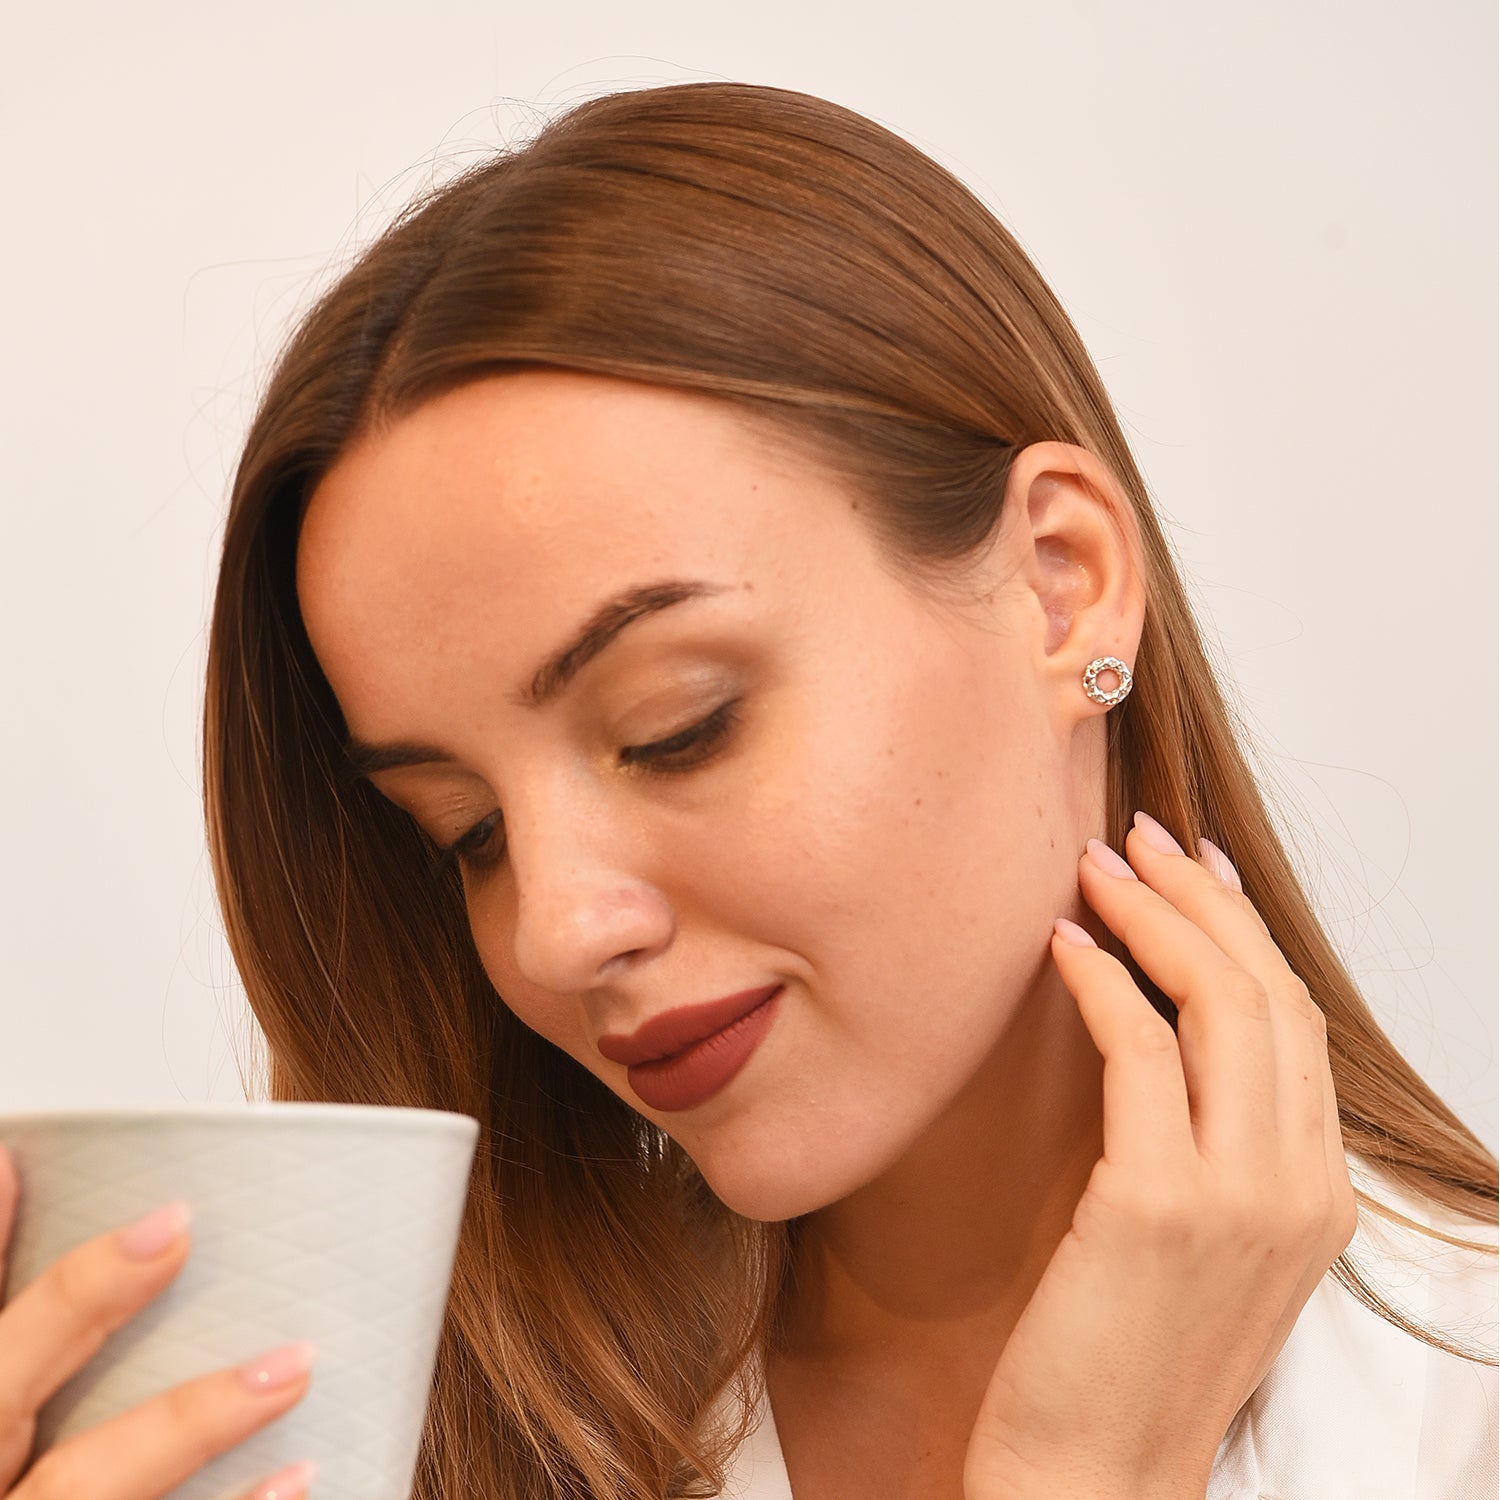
[0,1145,318,1500]
[963,813,1359,1500]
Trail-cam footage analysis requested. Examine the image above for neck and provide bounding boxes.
[774,959,1105,1367]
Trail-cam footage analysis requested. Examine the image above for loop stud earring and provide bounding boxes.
[1082,655,1133,708]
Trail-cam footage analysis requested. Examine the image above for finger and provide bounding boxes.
[1126,818,1360,1366]
[1126,818,1304,1025]
[1189,834,1356,1233]
[0,1204,193,1490]
[1124,818,1345,1173]
[1077,840,1279,1166]
[1125,821,1330,1149]
[13,1341,315,1500]
[1050,925,1197,1176]
[234,1459,318,1500]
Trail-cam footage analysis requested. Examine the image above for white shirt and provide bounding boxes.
[721,1154,1498,1499]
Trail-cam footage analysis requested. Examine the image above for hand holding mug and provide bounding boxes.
[0,1149,317,1500]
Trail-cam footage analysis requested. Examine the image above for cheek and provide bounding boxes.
[730,671,1062,972]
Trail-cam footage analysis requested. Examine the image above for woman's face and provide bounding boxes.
[297,371,1123,1220]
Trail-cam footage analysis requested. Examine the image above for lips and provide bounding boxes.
[598,984,783,1112]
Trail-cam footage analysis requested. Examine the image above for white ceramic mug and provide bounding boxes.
[0,1102,480,1500]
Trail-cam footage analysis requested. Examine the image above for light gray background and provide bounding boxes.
[2,2,1495,1155]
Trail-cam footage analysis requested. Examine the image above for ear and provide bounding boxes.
[998,440,1146,721]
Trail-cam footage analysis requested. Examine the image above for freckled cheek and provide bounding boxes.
[806,703,1049,939]
[691,710,979,950]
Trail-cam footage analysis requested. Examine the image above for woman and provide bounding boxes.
[215,81,1497,1499]
[4,81,1488,1500]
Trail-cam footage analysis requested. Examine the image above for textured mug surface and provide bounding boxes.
[0,1103,480,1500]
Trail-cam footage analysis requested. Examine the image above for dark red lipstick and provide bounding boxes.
[598,984,782,1112]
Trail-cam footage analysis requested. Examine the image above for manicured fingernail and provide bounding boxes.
[1085,838,1137,879]
[117,1201,192,1260]
[1197,837,1243,892]
[237,1339,318,1395]
[1132,810,1184,856]
[251,1459,317,1500]
[1053,917,1097,947]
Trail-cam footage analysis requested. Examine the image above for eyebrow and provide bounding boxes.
[343,578,728,777]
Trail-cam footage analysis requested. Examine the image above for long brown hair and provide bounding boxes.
[203,82,1497,1500]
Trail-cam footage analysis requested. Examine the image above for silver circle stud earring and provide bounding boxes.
[1082,655,1134,708]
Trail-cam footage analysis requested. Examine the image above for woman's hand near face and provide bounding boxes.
[963,814,1359,1500]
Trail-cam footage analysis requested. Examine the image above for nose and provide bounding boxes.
[501,786,677,994]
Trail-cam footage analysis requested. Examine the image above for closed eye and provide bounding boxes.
[427,698,742,883]
[618,697,740,774]
[428,809,503,881]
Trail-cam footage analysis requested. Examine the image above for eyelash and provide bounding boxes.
[426,699,742,883]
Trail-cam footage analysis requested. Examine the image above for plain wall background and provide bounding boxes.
[2,1,1495,1155]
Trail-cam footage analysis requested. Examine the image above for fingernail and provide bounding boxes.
[117,1201,192,1260]
[1053,917,1097,947]
[1132,810,1184,856]
[251,1459,317,1500]
[1197,837,1243,892]
[1085,837,1137,879]
[237,1339,318,1395]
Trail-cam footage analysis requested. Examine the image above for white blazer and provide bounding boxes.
[721,1153,1498,1499]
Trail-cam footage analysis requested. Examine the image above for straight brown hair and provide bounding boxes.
[204,82,1497,1500]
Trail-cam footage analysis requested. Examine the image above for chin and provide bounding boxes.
[698,1169,834,1224]
[683,1130,881,1224]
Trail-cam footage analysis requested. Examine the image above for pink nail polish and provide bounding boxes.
[1197,837,1243,892]
[1053,917,1097,947]
[117,1201,192,1260]
[1085,837,1138,880]
[237,1339,318,1395]
[1132,810,1184,856]
[250,1459,317,1500]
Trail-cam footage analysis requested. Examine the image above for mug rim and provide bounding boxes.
[0,1102,479,1134]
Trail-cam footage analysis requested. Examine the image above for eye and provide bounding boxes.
[427,699,742,882]
[618,697,741,775]
[428,810,504,882]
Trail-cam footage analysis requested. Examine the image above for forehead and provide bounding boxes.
[293,371,882,709]
[301,370,811,582]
